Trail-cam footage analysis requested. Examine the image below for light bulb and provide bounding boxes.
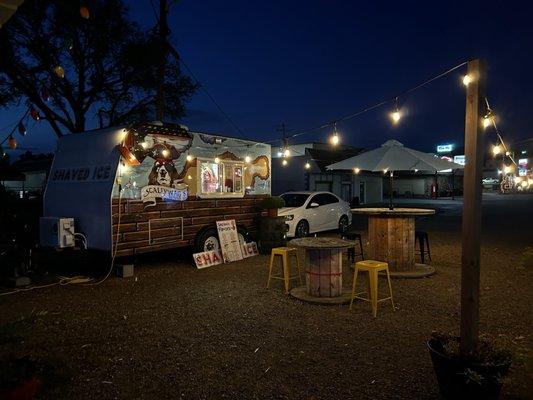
[282,159,288,166]
[383,168,388,174]
[504,165,512,174]
[284,148,291,157]
[245,155,251,163]
[492,145,501,155]
[483,115,492,129]
[330,133,340,146]
[462,74,473,86]
[214,157,220,164]
[353,168,360,174]
[186,154,193,162]
[304,162,311,170]
[390,110,401,124]
[505,151,510,156]
[277,151,283,157]
[162,149,170,157]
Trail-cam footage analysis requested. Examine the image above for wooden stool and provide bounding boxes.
[267,247,302,293]
[350,260,395,317]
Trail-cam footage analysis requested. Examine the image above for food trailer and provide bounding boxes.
[42,122,271,258]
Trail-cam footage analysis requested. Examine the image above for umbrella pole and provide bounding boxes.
[389,170,394,210]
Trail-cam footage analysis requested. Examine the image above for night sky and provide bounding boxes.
[2,0,532,157]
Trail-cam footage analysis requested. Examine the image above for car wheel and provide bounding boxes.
[338,215,349,233]
[295,220,309,238]
[195,228,220,252]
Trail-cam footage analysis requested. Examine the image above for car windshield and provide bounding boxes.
[280,193,310,207]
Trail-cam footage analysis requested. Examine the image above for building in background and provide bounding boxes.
[271,142,383,204]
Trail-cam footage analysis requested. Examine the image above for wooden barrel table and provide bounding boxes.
[289,237,354,298]
[351,208,435,272]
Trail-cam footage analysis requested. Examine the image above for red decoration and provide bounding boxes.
[8,136,17,150]
[30,108,40,121]
[41,88,50,101]
[80,6,90,19]
[18,122,26,136]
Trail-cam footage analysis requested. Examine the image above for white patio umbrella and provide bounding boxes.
[327,139,464,209]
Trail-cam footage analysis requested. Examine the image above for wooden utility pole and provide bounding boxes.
[460,59,486,355]
[156,0,169,121]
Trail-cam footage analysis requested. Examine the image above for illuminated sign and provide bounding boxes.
[518,158,528,176]
[453,155,466,165]
[440,156,453,162]
[437,144,454,153]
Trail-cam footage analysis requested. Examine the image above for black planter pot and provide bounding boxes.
[427,338,510,400]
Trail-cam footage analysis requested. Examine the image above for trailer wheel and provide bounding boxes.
[237,226,249,244]
[195,228,220,253]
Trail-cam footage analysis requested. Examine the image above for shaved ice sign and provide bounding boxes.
[193,250,223,269]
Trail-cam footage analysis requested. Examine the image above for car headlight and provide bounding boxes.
[285,214,294,221]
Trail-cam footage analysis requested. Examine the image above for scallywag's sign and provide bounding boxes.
[51,165,112,182]
[141,184,188,205]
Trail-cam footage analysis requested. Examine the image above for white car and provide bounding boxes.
[278,191,352,238]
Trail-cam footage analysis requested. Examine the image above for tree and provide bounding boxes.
[0,0,197,137]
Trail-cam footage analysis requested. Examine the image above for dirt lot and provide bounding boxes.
[1,195,532,399]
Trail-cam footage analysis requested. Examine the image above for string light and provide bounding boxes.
[492,144,501,156]
[186,154,193,162]
[245,155,251,163]
[353,168,360,174]
[330,122,340,146]
[30,108,40,121]
[214,156,220,164]
[17,122,26,136]
[8,136,17,150]
[161,149,170,157]
[383,168,388,174]
[304,161,311,170]
[282,159,288,166]
[482,112,493,129]
[389,97,402,125]
[79,6,90,19]
[54,65,65,79]
[283,148,291,157]
[462,74,473,86]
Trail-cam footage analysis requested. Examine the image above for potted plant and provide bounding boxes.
[427,333,511,399]
[260,196,285,217]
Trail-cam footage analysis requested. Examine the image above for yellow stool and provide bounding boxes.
[350,260,395,317]
[267,247,302,293]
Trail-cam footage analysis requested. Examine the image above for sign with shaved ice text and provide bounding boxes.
[193,249,223,269]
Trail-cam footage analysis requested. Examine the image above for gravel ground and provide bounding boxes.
[1,196,532,399]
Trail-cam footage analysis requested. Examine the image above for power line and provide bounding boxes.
[167,44,250,140]
[267,60,470,144]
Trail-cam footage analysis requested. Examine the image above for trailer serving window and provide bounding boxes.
[198,158,245,198]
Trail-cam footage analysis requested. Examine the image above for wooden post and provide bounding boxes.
[460,59,485,355]
[156,0,169,121]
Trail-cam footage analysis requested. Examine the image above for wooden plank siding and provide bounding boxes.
[111,196,267,257]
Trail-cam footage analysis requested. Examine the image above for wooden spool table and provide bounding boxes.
[351,207,435,278]
[288,237,355,304]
